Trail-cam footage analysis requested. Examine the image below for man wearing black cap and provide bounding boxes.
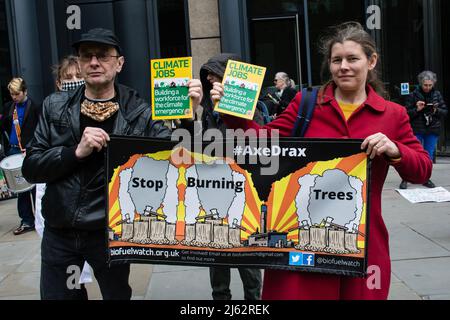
[23,28,203,300]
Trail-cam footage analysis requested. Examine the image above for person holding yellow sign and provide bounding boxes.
[198,53,263,300]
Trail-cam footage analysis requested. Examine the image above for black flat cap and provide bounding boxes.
[72,28,122,54]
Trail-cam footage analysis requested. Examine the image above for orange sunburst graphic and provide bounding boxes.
[265,162,317,242]
[109,154,144,234]
[228,162,262,240]
[261,153,367,248]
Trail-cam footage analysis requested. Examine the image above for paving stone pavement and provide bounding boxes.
[0,158,449,300]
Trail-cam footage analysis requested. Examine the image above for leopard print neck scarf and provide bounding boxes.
[81,99,119,122]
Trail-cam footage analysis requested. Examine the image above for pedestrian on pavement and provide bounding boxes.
[399,70,447,189]
[0,77,41,235]
[35,55,86,238]
[210,22,432,299]
[22,28,203,300]
[182,52,263,300]
[34,55,93,298]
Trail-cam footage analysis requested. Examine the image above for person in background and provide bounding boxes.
[53,55,85,92]
[34,55,93,298]
[209,22,431,299]
[0,77,41,235]
[266,72,297,115]
[35,55,85,237]
[400,71,447,189]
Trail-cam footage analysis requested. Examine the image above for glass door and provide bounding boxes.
[249,15,303,92]
[0,0,12,108]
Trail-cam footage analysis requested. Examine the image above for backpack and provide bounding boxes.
[291,87,319,137]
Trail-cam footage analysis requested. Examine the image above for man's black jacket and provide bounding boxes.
[1,98,41,153]
[22,84,171,230]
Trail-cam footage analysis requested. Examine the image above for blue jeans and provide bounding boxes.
[415,133,439,161]
[7,147,35,227]
[41,226,131,300]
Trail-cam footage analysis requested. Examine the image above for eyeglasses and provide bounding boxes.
[274,79,281,83]
[79,52,121,63]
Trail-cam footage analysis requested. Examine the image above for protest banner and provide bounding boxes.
[151,57,193,120]
[107,136,371,277]
[214,60,266,120]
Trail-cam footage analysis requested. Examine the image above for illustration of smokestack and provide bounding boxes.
[260,204,268,234]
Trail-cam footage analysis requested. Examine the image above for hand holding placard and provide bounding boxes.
[214,60,266,120]
[210,82,225,104]
[151,57,193,120]
[187,79,203,115]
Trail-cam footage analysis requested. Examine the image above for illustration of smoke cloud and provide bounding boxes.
[128,157,170,215]
[184,166,201,224]
[295,174,319,225]
[226,171,246,225]
[161,164,180,223]
[194,162,235,218]
[307,169,361,227]
[347,176,363,229]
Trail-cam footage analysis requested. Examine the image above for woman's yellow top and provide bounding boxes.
[337,101,359,121]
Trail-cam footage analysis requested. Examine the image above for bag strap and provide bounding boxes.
[257,100,271,124]
[12,105,24,150]
[291,87,318,137]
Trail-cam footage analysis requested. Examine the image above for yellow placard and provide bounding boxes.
[151,57,193,120]
[214,60,266,120]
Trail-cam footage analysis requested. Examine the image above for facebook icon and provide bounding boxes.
[302,254,315,266]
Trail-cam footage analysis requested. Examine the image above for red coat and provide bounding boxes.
[222,84,432,299]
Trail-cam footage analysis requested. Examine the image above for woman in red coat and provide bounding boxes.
[208,22,432,299]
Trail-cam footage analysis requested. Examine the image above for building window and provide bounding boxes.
[247,0,306,88]
[379,0,424,102]
[0,0,12,107]
[307,0,365,85]
[247,0,303,17]
[247,0,365,88]
[157,0,188,58]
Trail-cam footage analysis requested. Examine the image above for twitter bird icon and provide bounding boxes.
[289,252,303,266]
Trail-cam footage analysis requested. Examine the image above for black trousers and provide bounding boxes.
[17,188,35,226]
[209,267,262,300]
[40,226,131,300]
